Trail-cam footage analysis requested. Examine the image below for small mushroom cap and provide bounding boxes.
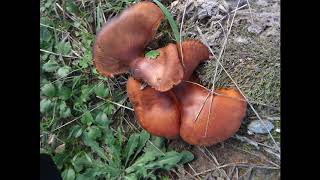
[93,2,164,77]
[173,82,247,146]
[177,40,209,80]
[127,77,181,139]
[131,43,184,92]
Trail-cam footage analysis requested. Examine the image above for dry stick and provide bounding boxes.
[193,162,279,177]
[50,102,106,133]
[40,23,66,33]
[96,96,134,111]
[40,49,78,59]
[204,95,213,137]
[178,0,189,68]
[245,0,254,24]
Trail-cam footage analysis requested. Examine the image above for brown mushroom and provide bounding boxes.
[177,40,209,80]
[173,82,247,146]
[127,77,181,139]
[93,1,164,77]
[130,43,184,92]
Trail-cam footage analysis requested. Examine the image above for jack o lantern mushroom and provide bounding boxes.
[131,43,184,92]
[93,1,164,77]
[177,40,209,80]
[173,82,247,146]
[127,77,181,139]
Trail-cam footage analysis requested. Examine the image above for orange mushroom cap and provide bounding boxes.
[177,40,209,80]
[93,2,164,77]
[130,43,184,92]
[173,82,247,146]
[127,77,181,139]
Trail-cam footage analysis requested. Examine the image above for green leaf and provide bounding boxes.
[55,41,72,55]
[94,83,109,98]
[145,151,182,170]
[62,168,75,180]
[124,133,140,166]
[144,136,166,156]
[72,152,93,172]
[178,151,194,164]
[152,0,180,42]
[58,87,72,100]
[41,83,56,97]
[131,130,150,162]
[57,66,71,78]
[80,111,94,126]
[94,112,110,127]
[145,50,160,59]
[86,126,102,140]
[42,59,59,72]
[83,133,108,160]
[40,98,53,113]
[69,125,83,138]
[125,151,156,174]
[103,104,114,115]
[59,101,72,118]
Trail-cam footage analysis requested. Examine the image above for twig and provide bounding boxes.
[179,0,189,68]
[96,96,134,111]
[40,49,78,59]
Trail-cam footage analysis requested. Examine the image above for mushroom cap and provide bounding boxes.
[127,77,181,139]
[177,40,209,80]
[130,43,184,92]
[93,2,164,77]
[173,82,247,146]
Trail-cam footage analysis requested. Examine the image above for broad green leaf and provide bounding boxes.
[86,126,102,140]
[124,133,140,166]
[152,0,180,42]
[94,83,109,97]
[42,59,59,72]
[57,66,71,78]
[41,83,56,97]
[76,167,106,180]
[144,136,166,156]
[40,98,53,113]
[62,168,75,180]
[80,111,94,126]
[94,112,110,127]
[145,50,160,59]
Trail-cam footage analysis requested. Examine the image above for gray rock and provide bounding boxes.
[247,120,274,134]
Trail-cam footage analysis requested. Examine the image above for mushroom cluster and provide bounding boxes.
[93,1,247,146]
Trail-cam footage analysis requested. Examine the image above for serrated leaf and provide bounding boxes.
[124,133,140,166]
[40,98,53,113]
[62,168,75,180]
[145,50,160,59]
[103,104,114,115]
[94,112,110,127]
[125,151,156,174]
[57,66,71,78]
[145,151,182,170]
[83,133,107,160]
[41,83,56,97]
[131,130,150,163]
[42,59,59,72]
[80,111,94,126]
[94,83,109,97]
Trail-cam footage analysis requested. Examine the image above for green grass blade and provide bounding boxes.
[152,0,180,42]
